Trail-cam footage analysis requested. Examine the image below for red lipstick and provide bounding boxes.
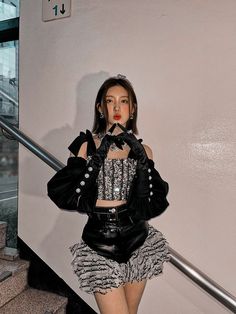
[114,115,121,120]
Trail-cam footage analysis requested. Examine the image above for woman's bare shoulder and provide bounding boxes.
[142,143,153,160]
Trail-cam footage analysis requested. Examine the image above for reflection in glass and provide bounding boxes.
[0,0,19,21]
[0,40,19,248]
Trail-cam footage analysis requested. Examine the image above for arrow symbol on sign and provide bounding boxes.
[60,4,65,14]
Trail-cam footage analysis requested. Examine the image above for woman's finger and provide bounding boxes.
[107,123,117,134]
[117,123,127,132]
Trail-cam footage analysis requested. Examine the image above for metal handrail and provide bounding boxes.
[0,88,18,107]
[0,116,235,313]
[169,247,236,312]
[0,116,64,171]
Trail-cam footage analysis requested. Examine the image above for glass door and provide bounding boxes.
[0,0,19,248]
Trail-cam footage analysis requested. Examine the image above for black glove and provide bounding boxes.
[116,124,148,169]
[48,125,117,213]
[89,123,116,168]
[76,124,116,196]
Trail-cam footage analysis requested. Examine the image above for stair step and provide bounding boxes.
[0,221,7,249]
[0,258,29,275]
[0,247,19,261]
[0,270,12,282]
[0,258,30,307]
[0,288,68,314]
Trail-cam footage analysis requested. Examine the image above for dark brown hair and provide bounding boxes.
[92,76,138,134]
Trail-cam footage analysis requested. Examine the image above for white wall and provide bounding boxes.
[19,1,236,313]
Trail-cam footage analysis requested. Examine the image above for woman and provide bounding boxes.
[47,75,170,314]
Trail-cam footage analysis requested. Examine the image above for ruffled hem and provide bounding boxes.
[70,240,124,294]
[69,224,170,294]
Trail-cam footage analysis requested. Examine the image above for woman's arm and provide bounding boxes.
[125,141,169,220]
[47,127,116,213]
[47,131,95,212]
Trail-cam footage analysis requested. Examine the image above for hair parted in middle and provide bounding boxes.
[92,75,138,134]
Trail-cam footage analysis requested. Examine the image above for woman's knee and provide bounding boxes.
[124,280,147,314]
[94,286,130,314]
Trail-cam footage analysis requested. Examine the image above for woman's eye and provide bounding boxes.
[121,99,129,104]
[106,99,113,104]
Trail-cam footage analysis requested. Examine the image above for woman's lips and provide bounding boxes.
[114,115,121,120]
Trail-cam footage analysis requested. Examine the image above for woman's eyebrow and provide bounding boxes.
[105,95,128,98]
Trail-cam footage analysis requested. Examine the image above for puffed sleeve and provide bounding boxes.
[47,156,88,212]
[47,130,98,213]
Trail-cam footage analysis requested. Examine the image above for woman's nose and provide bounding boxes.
[114,102,120,111]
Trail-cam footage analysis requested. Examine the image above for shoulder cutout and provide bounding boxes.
[77,141,88,158]
[68,130,96,157]
[143,144,153,160]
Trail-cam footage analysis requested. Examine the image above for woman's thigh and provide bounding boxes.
[124,279,147,314]
[94,285,129,314]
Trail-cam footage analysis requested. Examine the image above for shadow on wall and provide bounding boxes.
[20,71,110,198]
[19,71,111,291]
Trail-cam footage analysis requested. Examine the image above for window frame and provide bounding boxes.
[0,17,19,43]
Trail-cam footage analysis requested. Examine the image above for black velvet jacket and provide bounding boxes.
[47,130,169,220]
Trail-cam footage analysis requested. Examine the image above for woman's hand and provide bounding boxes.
[96,124,117,159]
[100,123,126,151]
[116,124,148,168]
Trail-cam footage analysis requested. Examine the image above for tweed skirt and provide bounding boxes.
[69,224,170,294]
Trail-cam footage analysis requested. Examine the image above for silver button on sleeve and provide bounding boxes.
[80,181,85,186]
[84,173,89,178]
[76,188,81,193]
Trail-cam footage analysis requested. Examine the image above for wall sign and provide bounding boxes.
[42,0,71,22]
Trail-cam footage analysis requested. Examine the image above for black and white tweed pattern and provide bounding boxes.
[69,225,170,294]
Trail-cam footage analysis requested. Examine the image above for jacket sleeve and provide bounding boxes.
[127,159,169,220]
[47,130,98,213]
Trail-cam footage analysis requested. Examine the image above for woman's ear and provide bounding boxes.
[96,103,102,113]
[131,103,136,115]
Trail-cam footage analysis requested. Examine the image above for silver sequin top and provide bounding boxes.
[96,158,137,200]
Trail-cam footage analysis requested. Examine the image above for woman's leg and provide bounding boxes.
[124,279,147,314]
[94,285,130,314]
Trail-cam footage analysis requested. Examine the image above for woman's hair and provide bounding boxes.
[92,75,138,134]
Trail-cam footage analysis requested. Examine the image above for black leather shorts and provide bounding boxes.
[82,204,149,263]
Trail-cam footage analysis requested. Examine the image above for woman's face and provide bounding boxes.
[103,85,133,131]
